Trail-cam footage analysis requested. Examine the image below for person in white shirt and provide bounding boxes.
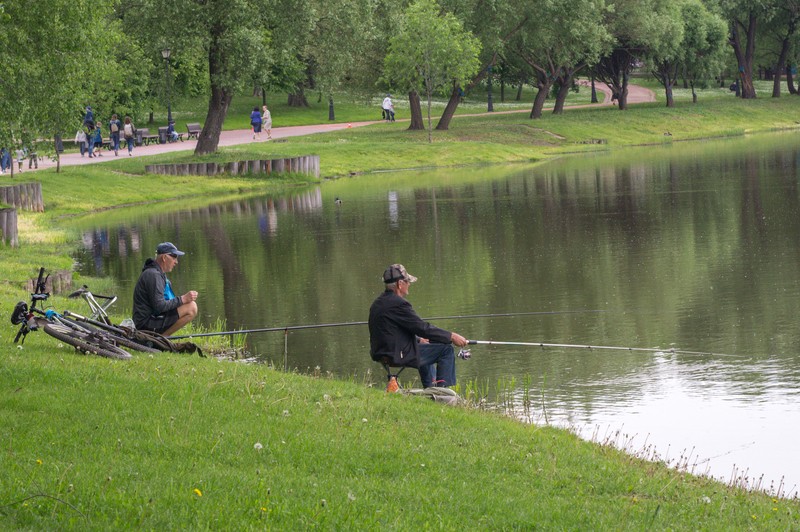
[382,94,395,122]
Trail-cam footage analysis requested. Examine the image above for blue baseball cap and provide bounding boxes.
[156,242,185,256]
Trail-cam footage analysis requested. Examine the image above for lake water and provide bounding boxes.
[71,132,800,497]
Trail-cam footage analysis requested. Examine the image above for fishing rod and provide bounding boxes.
[167,308,605,340]
[466,340,741,358]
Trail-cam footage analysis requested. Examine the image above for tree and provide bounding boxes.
[649,0,727,107]
[434,0,527,130]
[718,0,778,99]
[121,0,282,155]
[304,0,376,121]
[763,0,800,97]
[0,1,121,172]
[511,0,612,118]
[595,0,675,110]
[384,0,481,143]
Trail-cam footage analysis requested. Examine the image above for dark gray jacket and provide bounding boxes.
[368,290,452,368]
[132,258,182,329]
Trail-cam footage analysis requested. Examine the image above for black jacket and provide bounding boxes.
[132,258,182,329]
[368,290,452,367]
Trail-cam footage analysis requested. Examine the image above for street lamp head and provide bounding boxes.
[161,48,171,60]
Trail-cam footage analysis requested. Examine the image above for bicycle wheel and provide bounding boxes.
[99,330,161,354]
[61,315,161,354]
[43,322,132,360]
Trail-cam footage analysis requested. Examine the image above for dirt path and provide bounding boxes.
[18,82,655,174]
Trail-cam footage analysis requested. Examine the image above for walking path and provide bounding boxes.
[18,82,654,174]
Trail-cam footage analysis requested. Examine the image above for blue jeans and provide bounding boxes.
[417,343,456,387]
[87,137,95,156]
[111,133,120,152]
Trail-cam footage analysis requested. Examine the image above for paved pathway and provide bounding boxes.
[17,82,654,174]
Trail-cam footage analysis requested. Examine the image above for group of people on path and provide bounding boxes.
[250,105,272,140]
[0,146,37,174]
[76,106,139,157]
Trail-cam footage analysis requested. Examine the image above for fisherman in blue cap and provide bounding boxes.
[132,242,198,336]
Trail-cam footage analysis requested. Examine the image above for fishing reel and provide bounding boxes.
[457,348,471,360]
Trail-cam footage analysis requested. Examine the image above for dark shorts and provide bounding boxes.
[139,308,179,334]
[252,123,262,133]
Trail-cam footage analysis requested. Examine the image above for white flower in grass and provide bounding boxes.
[254,442,263,451]
[282,410,290,417]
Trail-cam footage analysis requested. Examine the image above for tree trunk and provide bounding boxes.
[328,96,335,121]
[194,28,233,155]
[435,85,460,131]
[529,80,552,119]
[516,83,523,101]
[148,111,154,124]
[195,85,232,155]
[287,90,308,107]
[618,71,629,110]
[553,65,584,114]
[730,13,758,99]
[773,25,795,98]
[691,81,697,103]
[787,65,797,94]
[408,90,424,130]
[665,82,674,107]
[552,80,570,114]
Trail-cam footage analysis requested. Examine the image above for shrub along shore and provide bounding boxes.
[2,94,800,529]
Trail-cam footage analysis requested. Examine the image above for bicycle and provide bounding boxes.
[11,268,133,360]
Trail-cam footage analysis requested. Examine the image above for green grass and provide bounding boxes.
[1,352,796,530]
[2,90,800,528]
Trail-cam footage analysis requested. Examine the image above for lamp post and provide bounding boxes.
[161,48,172,124]
[487,65,494,112]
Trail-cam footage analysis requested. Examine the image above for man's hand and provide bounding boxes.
[450,332,468,347]
[181,290,198,304]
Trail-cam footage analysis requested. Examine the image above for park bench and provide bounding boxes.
[136,128,159,146]
[186,123,202,140]
[158,127,184,144]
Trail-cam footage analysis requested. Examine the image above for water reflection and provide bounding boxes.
[70,133,800,497]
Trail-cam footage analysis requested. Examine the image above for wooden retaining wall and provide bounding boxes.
[145,155,320,178]
[0,182,44,212]
[0,207,17,247]
[25,269,73,295]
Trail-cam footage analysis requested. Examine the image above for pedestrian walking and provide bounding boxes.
[109,114,121,156]
[250,107,262,140]
[122,116,136,156]
[75,128,88,157]
[262,105,272,140]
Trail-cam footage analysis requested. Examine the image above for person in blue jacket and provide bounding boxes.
[132,242,199,336]
[250,107,262,140]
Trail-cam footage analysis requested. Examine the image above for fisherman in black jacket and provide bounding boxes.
[369,264,468,387]
[132,242,198,336]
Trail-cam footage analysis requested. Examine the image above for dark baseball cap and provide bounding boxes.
[156,242,185,256]
[383,263,417,284]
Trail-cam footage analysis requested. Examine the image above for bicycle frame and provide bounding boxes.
[69,286,117,324]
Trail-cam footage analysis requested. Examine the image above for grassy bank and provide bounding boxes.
[2,352,796,529]
[2,93,800,528]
